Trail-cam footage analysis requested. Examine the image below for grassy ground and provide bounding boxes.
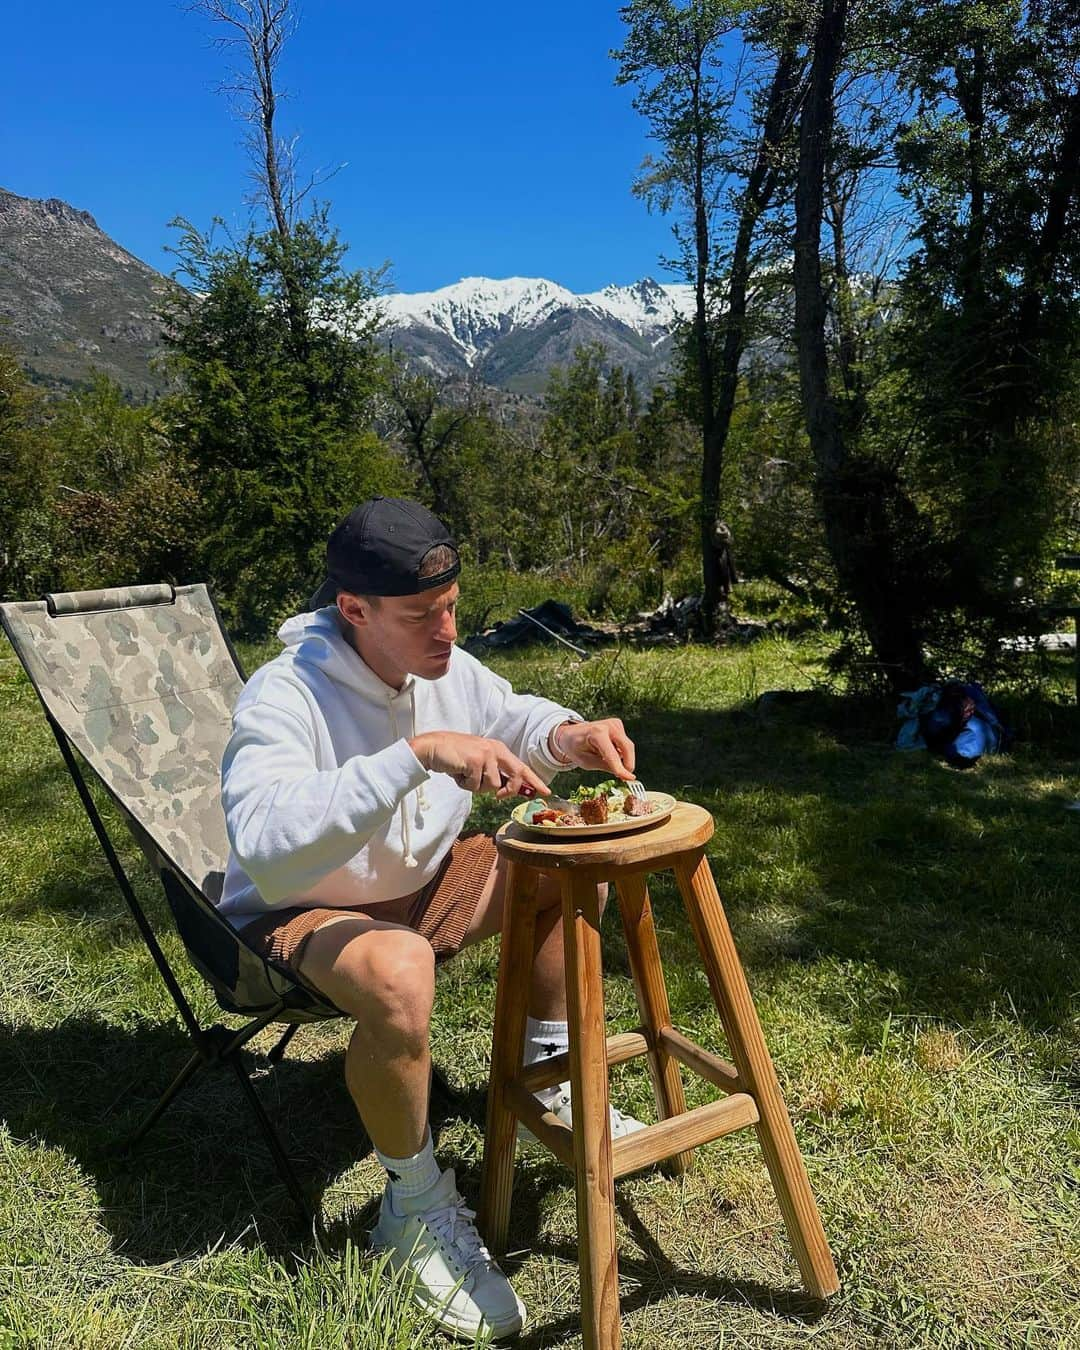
[1,631,1078,1348]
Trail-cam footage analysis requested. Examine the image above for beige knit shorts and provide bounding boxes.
[241,832,498,974]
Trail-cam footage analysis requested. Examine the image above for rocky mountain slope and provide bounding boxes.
[0,188,169,396]
[0,188,694,397]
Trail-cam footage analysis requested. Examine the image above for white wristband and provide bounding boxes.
[549,719,579,765]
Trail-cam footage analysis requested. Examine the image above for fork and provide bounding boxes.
[626,778,648,800]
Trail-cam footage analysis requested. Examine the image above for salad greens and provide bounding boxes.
[570,779,623,803]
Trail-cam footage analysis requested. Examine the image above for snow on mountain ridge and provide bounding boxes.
[380,275,693,367]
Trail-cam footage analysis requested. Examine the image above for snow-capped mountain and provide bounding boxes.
[0,185,695,397]
[380,276,694,393]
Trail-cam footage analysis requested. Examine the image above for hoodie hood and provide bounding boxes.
[277,606,427,867]
[276,606,416,702]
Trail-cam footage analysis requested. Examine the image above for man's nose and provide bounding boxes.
[437,610,457,644]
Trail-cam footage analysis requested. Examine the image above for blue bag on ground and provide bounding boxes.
[896,681,1009,767]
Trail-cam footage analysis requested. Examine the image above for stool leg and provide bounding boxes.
[480,860,539,1258]
[563,873,621,1350]
[674,852,840,1299]
[615,874,693,1174]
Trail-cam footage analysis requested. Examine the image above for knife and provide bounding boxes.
[499,773,571,810]
[520,794,575,821]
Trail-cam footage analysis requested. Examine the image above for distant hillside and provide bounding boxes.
[0,188,169,396]
[0,188,696,398]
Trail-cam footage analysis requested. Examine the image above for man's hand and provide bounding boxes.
[409,731,551,799]
[551,718,636,780]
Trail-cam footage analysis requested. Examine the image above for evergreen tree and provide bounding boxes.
[892,0,1080,634]
[162,214,402,631]
[165,0,404,632]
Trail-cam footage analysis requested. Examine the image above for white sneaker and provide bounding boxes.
[368,1168,525,1341]
[518,1087,648,1143]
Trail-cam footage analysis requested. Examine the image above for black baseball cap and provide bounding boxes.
[308,497,461,609]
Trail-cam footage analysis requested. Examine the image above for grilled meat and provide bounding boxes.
[579,795,609,824]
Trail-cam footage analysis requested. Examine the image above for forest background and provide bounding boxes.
[3,0,1080,695]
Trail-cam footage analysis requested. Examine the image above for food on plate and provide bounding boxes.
[579,794,609,825]
[525,780,661,828]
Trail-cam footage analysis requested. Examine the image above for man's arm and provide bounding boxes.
[461,647,636,781]
[467,652,584,777]
[222,700,429,904]
[546,716,636,779]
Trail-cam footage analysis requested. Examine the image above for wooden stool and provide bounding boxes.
[479,802,838,1349]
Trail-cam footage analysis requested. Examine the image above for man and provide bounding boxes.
[217,496,644,1340]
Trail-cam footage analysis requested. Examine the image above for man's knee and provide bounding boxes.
[307,926,436,1049]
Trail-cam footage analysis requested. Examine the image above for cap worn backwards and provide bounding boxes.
[308,497,460,610]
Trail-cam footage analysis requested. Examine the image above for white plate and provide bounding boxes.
[510,791,677,837]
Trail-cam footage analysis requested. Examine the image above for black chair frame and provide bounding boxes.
[45,708,321,1228]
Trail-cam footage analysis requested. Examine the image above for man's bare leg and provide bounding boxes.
[294,897,528,1338]
[297,915,435,1157]
[292,858,602,1157]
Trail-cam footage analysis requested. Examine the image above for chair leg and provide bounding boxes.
[615,874,693,1175]
[121,1047,206,1152]
[479,861,539,1257]
[262,1022,300,1067]
[228,1053,316,1232]
[564,873,621,1350]
[674,852,839,1299]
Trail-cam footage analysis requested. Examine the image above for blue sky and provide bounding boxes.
[4,1,682,293]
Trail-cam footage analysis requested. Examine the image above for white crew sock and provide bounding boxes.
[375,1129,441,1213]
[523,1016,571,1110]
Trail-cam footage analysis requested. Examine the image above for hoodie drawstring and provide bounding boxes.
[387,687,426,868]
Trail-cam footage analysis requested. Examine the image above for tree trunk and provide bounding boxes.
[700,42,804,636]
[1016,83,1080,374]
[692,52,724,637]
[251,0,308,357]
[793,0,928,691]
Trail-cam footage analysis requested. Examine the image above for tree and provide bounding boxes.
[790,0,1080,688]
[0,349,56,600]
[793,0,939,689]
[615,0,806,633]
[191,0,336,351]
[165,0,398,631]
[540,345,645,566]
[891,0,1080,637]
[163,216,400,630]
[47,372,164,494]
[382,360,479,524]
[615,1,737,632]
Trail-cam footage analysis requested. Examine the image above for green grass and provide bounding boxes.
[2,634,1079,1348]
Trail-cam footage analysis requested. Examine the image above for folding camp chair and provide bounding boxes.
[0,582,345,1227]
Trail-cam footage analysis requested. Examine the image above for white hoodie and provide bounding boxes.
[216,607,580,923]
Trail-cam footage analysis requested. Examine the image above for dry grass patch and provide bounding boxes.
[899,1176,1062,1336]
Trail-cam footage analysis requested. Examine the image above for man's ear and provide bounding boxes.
[337,592,371,629]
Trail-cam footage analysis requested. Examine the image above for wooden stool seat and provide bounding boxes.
[494,799,714,875]
[480,802,838,1349]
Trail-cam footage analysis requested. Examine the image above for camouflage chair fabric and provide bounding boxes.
[0,582,337,1021]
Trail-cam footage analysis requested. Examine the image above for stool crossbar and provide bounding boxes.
[480,802,838,1350]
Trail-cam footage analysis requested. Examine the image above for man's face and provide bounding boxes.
[339,582,459,682]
